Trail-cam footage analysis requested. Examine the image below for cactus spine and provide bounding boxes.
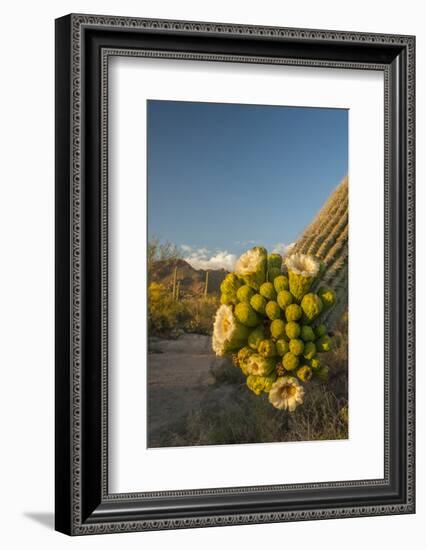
[292,176,348,329]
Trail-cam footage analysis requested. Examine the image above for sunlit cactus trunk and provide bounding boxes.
[292,176,348,329]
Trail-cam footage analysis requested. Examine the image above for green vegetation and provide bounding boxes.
[148,238,229,337]
[282,352,299,371]
[148,282,220,336]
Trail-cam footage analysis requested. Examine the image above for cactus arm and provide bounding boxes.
[292,177,348,329]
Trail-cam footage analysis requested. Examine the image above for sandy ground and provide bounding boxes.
[147,334,227,446]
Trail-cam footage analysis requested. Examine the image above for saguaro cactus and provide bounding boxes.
[204,271,209,298]
[291,176,348,329]
[171,265,178,301]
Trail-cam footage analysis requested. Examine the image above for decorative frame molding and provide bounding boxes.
[55,14,415,535]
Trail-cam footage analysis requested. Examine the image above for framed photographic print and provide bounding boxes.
[55,14,415,535]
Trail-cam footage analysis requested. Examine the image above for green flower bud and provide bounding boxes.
[276,339,290,356]
[246,373,277,395]
[247,354,276,376]
[250,293,267,315]
[277,289,293,310]
[285,303,303,322]
[274,274,289,293]
[259,282,277,301]
[316,334,332,352]
[221,292,236,305]
[220,273,241,295]
[288,272,310,301]
[318,286,336,309]
[234,247,267,290]
[246,374,263,395]
[237,284,255,303]
[315,365,329,382]
[270,319,286,339]
[285,321,301,339]
[297,365,313,382]
[285,254,320,301]
[268,267,281,282]
[265,301,282,320]
[301,325,316,342]
[234,302,260,328]
[263,373,278,392]
[314,323,327,338]
[267,253,282,270]
[301,292,323,322]
[289,338,304,356]
[237,346,255,376]
[310,355,323,369]
[223,325,250,353]
[248,325,266,350]
[282,352,299,371]
[258,339,278,358]
[303,341,317,361]
[237,345,254,362]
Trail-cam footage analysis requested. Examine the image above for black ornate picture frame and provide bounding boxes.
[55,14,415,535]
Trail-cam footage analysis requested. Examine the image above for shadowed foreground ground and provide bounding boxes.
[147,333,348,448]
[148,334,218,440]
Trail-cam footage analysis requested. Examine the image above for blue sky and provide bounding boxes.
[147,100,348,270]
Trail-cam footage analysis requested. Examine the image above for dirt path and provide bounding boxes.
[147,334,226,446]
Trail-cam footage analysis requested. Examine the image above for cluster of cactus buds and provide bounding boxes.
[213,245,337,411]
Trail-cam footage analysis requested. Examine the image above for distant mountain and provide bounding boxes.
[150,258,227,297]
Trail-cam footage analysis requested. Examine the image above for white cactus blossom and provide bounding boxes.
[235,248,264,276]
[212,305,235,356]
[268,376,305,411]
[212,304,250,356]
[234,247,267,290]
[285,253,320,278]
[246,354,269,376]
[285,253,321,300]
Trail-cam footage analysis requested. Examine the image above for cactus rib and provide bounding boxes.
[292,176,348,329]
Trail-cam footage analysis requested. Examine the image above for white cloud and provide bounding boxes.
[181,245,236,271]
[272,242,295,256]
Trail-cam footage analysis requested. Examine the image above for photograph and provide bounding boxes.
[52,9,415,538]
[147,99,349,448]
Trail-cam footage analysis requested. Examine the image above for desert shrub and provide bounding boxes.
[155,380,348,448]
[148,283,220,336]
[148,283,187,334]
[182,295,220,335]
